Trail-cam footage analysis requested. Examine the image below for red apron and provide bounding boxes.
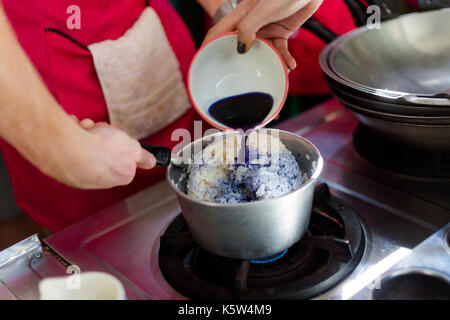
[0,0,200,231]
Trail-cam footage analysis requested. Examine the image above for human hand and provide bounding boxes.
[203,0,323,70]
[62,116,156,189]
[0,6,155,191]
[69,116,111,130]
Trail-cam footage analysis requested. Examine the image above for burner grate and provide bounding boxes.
[158,184,366,300]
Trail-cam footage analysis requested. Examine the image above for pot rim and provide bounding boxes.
[166,129,323,208]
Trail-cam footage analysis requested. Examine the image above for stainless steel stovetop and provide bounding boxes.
[1,99,449,299]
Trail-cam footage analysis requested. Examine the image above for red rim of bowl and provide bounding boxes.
[187,31,290,131]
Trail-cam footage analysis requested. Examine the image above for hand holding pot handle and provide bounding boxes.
[140,144,172,167]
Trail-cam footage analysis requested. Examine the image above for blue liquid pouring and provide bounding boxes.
[209,92,274,130]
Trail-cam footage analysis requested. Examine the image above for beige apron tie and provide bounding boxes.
[88,7,191,139]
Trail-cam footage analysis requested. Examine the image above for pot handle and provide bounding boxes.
[140,144,172,167]
[302,18,339,44]
[302,0,368,44]
[400,89,450,107]
[343,0,370,27]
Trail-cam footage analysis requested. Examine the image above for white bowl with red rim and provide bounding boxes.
[188,32,289,131]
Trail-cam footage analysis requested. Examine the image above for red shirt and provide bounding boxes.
[0,0,201,231]
[288,0,357,95]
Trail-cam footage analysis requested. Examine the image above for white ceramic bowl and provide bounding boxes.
[188,32,289,130]
[39,272,126,300]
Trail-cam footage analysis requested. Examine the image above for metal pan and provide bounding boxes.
[332,89,450,125]
[330,85,450,150]
[320,9,450,107]
[310,8,450,150]
[329,84,450,117]
[326,75,450,115]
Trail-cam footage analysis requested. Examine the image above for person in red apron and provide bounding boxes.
[0,0,321,232]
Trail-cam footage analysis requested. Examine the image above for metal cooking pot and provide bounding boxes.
[320,9,450,107]
[331,89,450,150]
[310,8,450,151]
[329,86,450,117]
[335,91,450,126]
[167,129,323,259]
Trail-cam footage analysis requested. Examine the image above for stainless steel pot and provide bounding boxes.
[167,129,323,259]
[332,90,450,150]
[329,86,450,117]
[319,9,450,107]
[341,98,450,126]
[313,9,450,151]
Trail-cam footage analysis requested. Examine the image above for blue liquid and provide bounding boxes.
[209,92,274,130]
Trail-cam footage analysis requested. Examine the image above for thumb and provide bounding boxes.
[137,149,157,170]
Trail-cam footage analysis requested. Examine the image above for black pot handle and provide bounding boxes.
[303,0,368,44]
[303,18,339,44]
[343,0,370,27]
[140,144,172,167]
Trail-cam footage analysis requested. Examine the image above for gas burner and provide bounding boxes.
[158,184,367,300]
[353,124,450,178]
[250,249,288,264]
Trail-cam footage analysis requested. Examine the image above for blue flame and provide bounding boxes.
[250,249,288,264]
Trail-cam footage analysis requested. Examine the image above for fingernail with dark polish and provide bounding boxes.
[237,41,246,54]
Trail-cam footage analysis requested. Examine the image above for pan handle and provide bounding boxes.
[140,144,172,167]
[303,18,339,43]
[303,0,368,44]
[343,0,370,27]
[401,89,450,107]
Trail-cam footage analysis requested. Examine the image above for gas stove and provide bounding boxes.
[1,99,449,300]
[158,184,366,300]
